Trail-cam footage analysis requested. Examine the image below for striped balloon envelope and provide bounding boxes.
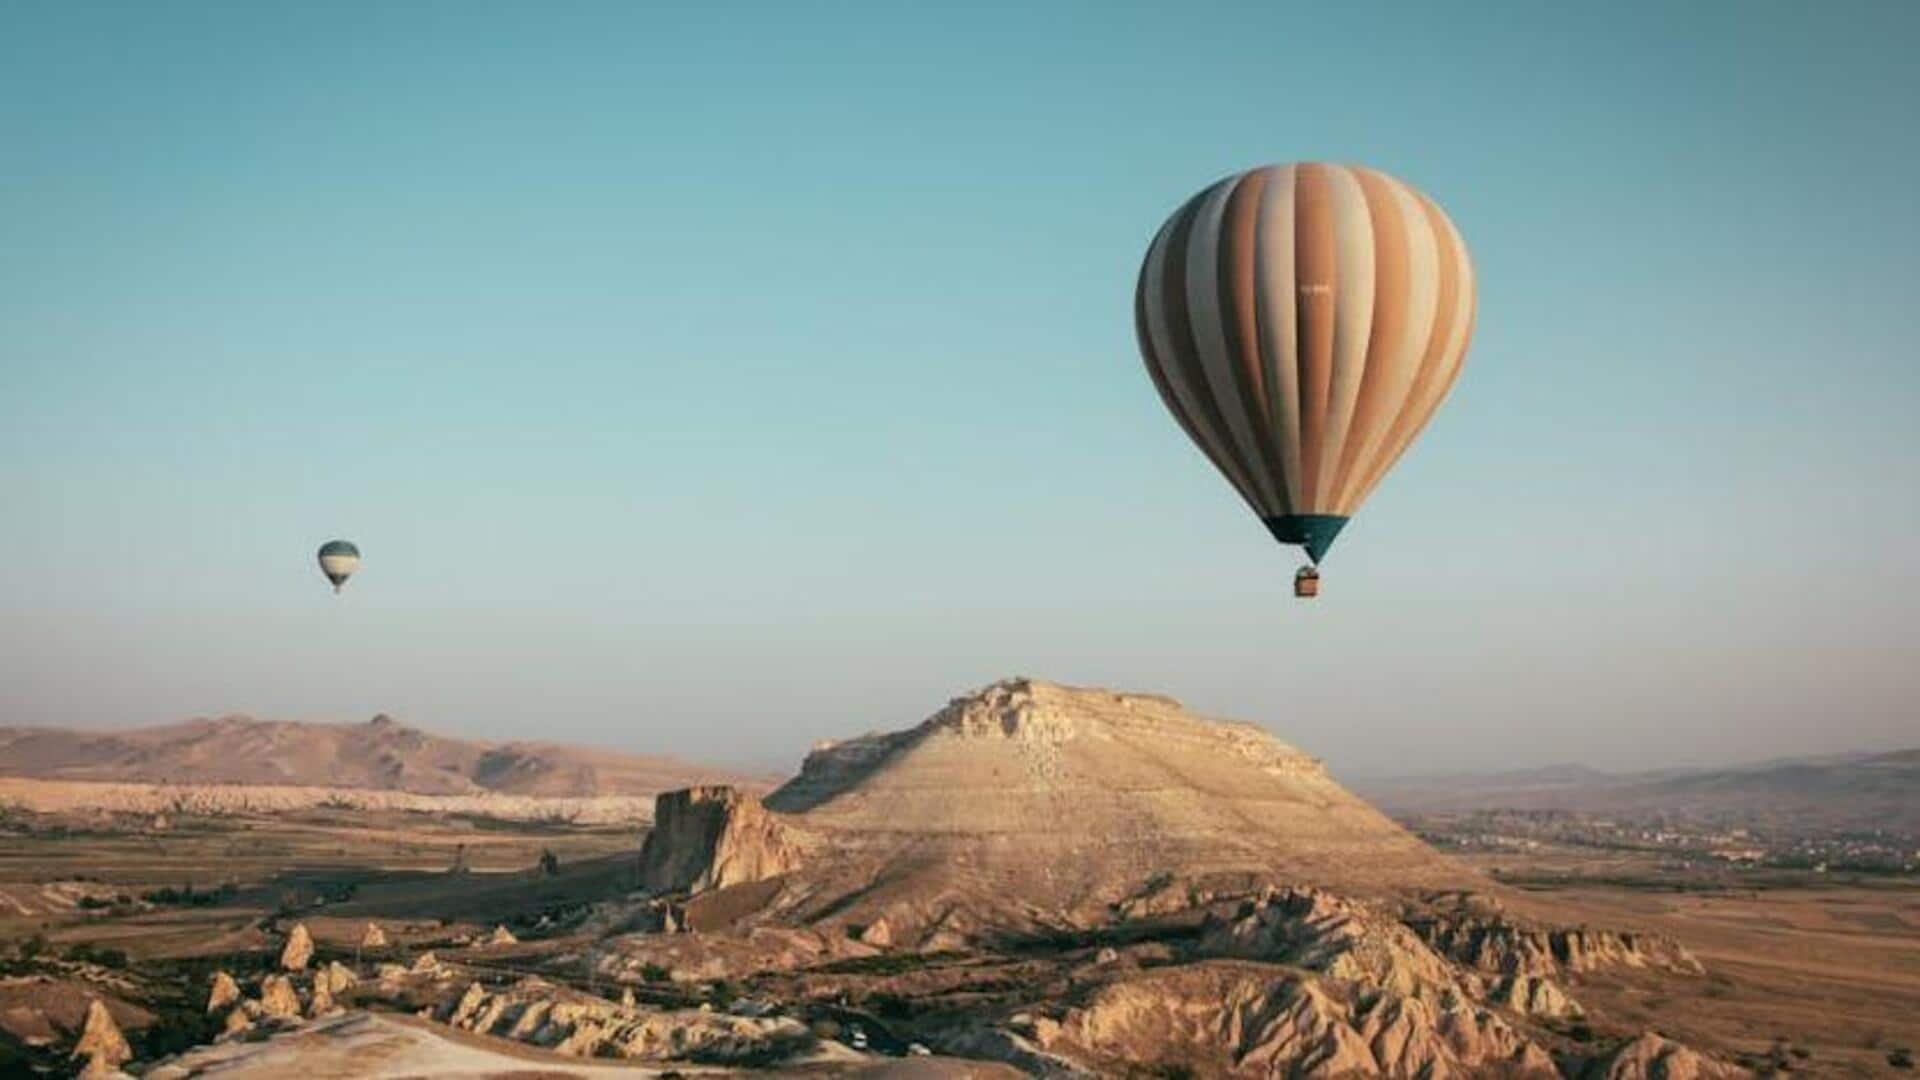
[1135,162,1476,568]
[316,539,361,594]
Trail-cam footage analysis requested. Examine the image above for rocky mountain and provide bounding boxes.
[1357,749,1920,831]
[583,679,1740,1077]
[627,678,1483,949]
[0,713,764,799]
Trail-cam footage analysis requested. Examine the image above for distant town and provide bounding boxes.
[1405,808,1920,879]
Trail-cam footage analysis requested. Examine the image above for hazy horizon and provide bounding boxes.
[3,688,1912,785]
[6,2,1917,778]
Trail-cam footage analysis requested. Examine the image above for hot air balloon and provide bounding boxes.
[316,540,360,594]
[1135,163,1476,597]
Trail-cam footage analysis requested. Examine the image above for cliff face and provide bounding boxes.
[1411,914,1705,977]
[636,786,806,895]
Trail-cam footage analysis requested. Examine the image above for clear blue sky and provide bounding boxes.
[4,2,1916,777]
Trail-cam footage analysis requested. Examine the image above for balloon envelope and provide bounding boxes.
[316,539,360,593]
[1135,162,1475,563]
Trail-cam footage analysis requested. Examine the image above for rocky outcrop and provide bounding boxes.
[555,678,1759,1080]
[256,974,300,1019]
[1039,962,1556,1078]
[605,925,849,983]
[360,922,388,949]
[72,999,131,1075]
[439,977,815,1064]
[318,961,357,995]
[1353,990,1557,1078]
[1491,973,1583,1019]
[279,923,314,971]
[638,786,806,895]
[1414,915,1704,977]
[1580,1032,1750,1078]
[485,924,518,946]
[220,1004,256,1038]
[751,678,1480,939]
[1197,888,1472,1000]
[305,978,336,1019]
[206,970,241,1014]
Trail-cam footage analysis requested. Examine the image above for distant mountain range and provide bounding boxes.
[0,713,767,799]
[1352,749,1920,832]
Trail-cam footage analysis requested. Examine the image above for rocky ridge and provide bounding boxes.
[0,775,660,825]
[0,713,762,798]
[439,976,821,1064]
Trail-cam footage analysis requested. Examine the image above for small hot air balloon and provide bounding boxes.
[316,540,360,594]
[1135,163,1476,597]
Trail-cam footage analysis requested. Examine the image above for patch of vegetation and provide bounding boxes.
[0,1035,64,1075]
[62,942,129,968]
[808,951,946,976]
[142,882,240,907]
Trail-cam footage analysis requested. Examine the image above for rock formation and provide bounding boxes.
[1411,911,1705,977]
[256,974,300,1019]
[438,977,815,1064]
[637,785,806,895]
[1581,1032,1749,1078]
[220,1005,255,1038]
[1034,962,1560,1078]
[318,961,357,995]
[751,679,1482,937]
[486,924,518,946]
[305,978,335,1018]
[1195,888,1471,1000]
[71,998,132,1075]
[621,680,1488,957]
[279,922,314,971]
[593,678,1743,1079]
[1492,973,1583,1019]
[360,922,388,949]
[206,970,241,1014]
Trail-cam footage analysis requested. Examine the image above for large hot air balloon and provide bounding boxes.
[316,540,360,594]
[1135,163,1475,596]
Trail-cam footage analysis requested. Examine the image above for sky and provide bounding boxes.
[4,2,1916,780]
